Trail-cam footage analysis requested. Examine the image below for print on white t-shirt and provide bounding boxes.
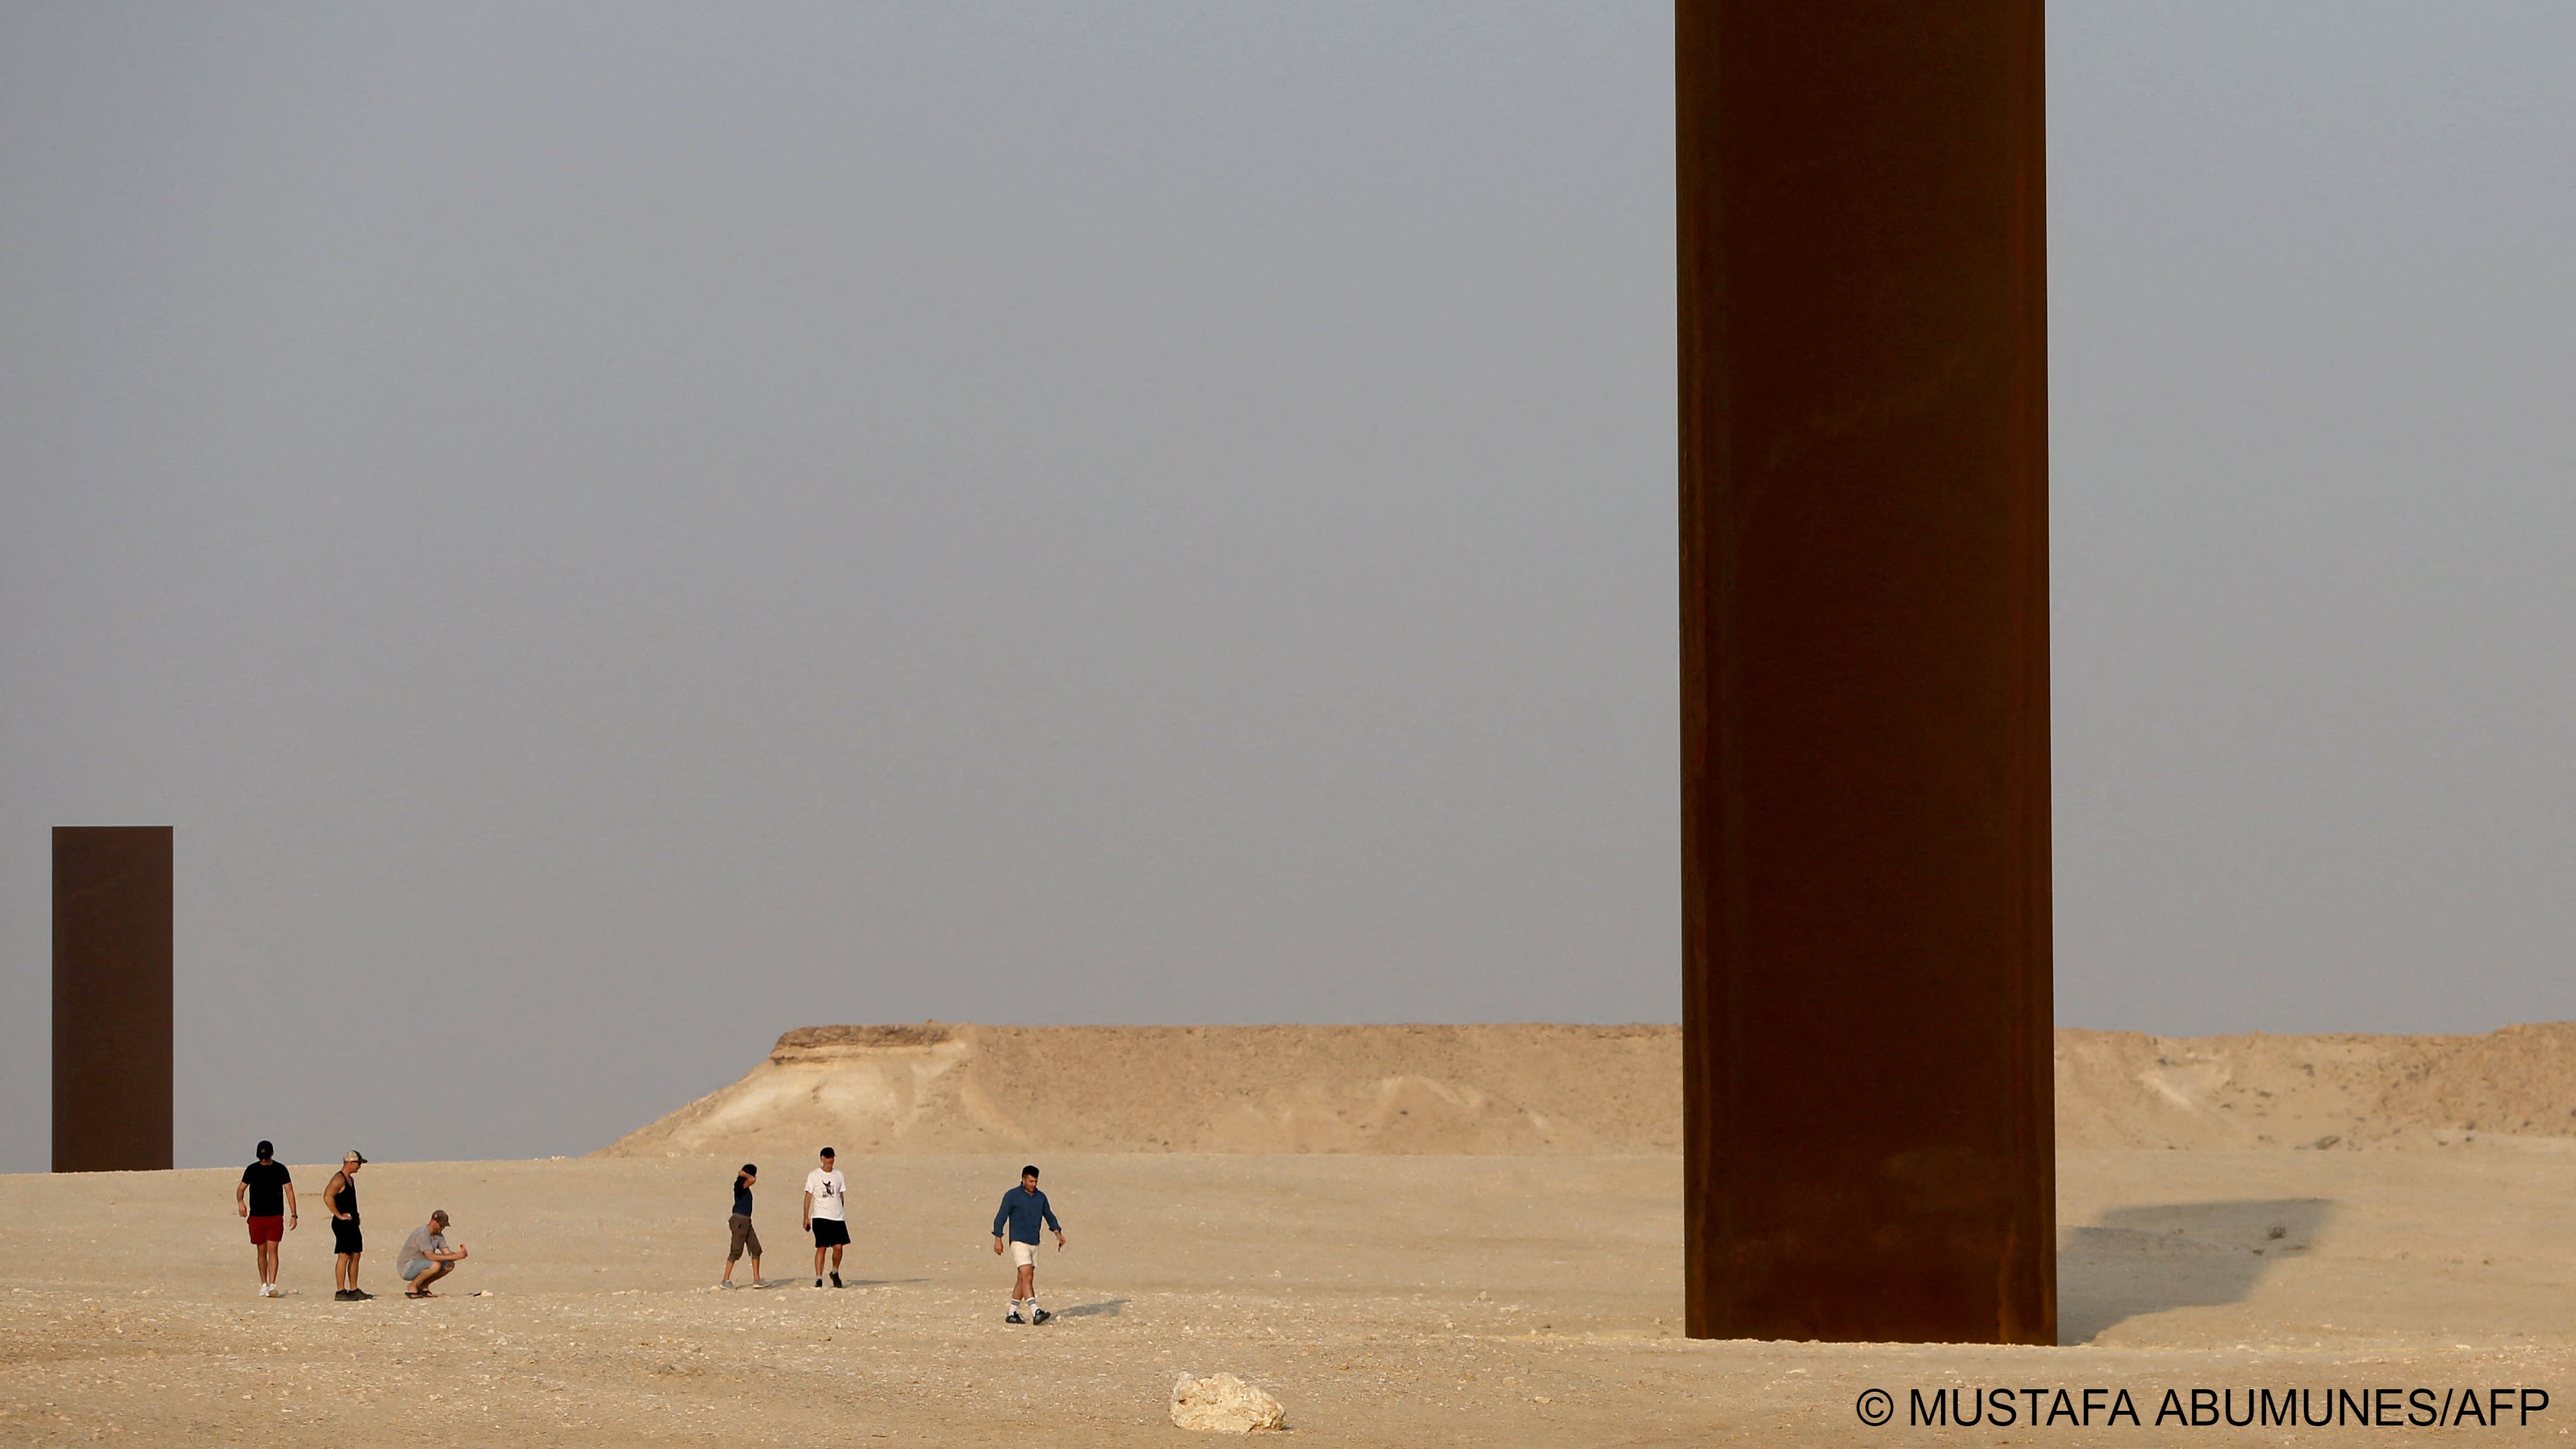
[803,1167,848,1221]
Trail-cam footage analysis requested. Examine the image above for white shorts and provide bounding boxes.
[1010,1240,1041,1268]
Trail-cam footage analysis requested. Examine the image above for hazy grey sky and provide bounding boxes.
[6,3,2573,1172]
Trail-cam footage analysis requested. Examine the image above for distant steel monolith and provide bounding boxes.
[53,826,174,1173]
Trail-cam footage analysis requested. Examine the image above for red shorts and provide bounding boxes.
[247,1215,285,1245]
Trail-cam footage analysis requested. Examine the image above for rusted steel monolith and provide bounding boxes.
[1677,1,2054,1343]
[53,826,175,1173]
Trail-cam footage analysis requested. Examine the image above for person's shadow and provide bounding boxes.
[1055,1298,1128,1319]
[2058,1198,2335,1344]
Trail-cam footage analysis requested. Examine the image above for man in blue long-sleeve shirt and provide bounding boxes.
[991,1165,1066,1324]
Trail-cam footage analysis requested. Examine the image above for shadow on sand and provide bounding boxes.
[1056,1299,1128,1319]
[2058,1197,2336,1344]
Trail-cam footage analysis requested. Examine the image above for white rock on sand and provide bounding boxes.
[1170,1373,1287,1432]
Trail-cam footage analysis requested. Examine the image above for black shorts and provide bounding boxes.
[811,1218,850,1248]
[332,1219,364,1255]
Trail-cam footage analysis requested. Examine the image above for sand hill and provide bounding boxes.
[2056,1019,2576,1149]
[599,1023,1681,1159]
[596,1020,2576,1159]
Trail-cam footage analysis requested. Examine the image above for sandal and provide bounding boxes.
[406,1289,437,1298]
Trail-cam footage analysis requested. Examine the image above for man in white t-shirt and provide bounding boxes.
[802,1147,849,1288]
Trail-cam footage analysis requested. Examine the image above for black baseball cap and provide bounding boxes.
[256,1140,274,1158]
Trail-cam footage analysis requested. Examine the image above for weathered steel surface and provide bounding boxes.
[1677,1,2054,1342]
[53,826,175,1173]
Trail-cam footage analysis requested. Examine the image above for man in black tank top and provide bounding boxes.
[325,1150,371,1300]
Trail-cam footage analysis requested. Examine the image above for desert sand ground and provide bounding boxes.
[6,1145,2574,1446]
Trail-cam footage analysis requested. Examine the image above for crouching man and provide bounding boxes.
[399,1209,468,1298]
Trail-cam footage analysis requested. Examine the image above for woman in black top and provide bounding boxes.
[721,1164,765,1288]
[325,1151,371,1300]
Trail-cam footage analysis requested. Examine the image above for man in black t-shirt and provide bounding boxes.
[235,1140,298,1298]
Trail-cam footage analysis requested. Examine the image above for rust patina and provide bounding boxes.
[1677,0,2054,1344]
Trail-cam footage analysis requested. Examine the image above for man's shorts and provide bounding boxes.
[332,1218,364,1255]
[247,1215,285,1246]
[728,1213,763,1262]
[399,1258,437,1282]
[811,1217,850,1248]
[1010,1239,1041,1268]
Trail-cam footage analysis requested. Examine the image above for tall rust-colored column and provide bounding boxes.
[1677,1,2053,1343]
[53,826,175,1173]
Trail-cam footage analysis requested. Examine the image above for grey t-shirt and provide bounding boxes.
[399,1225,447,1264]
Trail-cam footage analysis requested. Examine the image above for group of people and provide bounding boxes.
[233,1141,468,1300]
[234,1139,1063,1320]
[722,1147,1067,1323]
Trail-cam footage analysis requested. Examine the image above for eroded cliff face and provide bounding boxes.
[2054,1021,2576,1150]
[596,1023,1680,1158]
[596,1021,2576,1157]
